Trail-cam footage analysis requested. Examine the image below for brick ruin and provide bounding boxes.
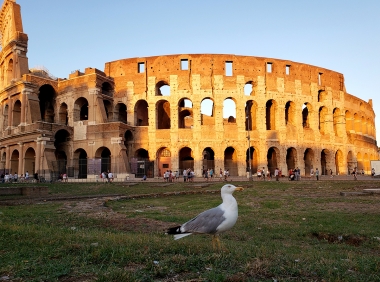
[0,0,377,180]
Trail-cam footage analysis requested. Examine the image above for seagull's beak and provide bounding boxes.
[235,187,244,191]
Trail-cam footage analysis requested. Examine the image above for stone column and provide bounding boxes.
[5,146,10,172]
[35,139,41,174]
[18,142,24,175]
[7,99,12,128]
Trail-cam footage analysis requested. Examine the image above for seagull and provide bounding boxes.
[166,184,244,250]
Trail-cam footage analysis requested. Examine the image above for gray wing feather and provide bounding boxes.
[181,206,225,234]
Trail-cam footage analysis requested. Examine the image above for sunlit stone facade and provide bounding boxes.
[0,0,377,180]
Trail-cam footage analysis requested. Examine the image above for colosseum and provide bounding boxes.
[0,0,378,181]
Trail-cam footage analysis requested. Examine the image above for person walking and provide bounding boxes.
[315,168,320,180]
[262,167,266,181]
[275,168,279,181]
[353,167,358,180]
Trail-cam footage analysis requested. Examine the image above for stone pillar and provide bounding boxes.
[7,99,12,128]
[5,146,10,171]
[35,139,41,174]
[18,142,24,175]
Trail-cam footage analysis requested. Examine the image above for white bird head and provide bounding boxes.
[221,184,244,195]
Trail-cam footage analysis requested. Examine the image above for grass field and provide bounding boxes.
[0,180,380,281]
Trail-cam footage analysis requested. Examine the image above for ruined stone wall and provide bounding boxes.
[105,54,378,176]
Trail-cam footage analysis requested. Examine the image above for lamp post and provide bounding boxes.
[246,115,253,181]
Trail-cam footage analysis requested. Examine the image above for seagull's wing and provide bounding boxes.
[181,205,226,234]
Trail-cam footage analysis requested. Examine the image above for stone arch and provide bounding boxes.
[134,100,149,126]
[54,129,70,164]
[12,100,21,126]
[74,97,89,122]
[95,147,111,173]
[135,148,149,159]
[321,149,329,175]
[224,146,238,176]
[286,147,297,172]
[335,150,343,175]
[285,101,296,126]
[318,90,326,102]
[103,100,113,121]
[58,103,68,125]
[178,98,193,129]
[39,84,56,123]
[267,147,280,176]
[347,151,355,174]
[332,108,340,136]
[201,98,214,125]
[156,100,170,129]
[354,113,361,133]
[10,149,19,174]
[73,148,87,179]
[24,147,35,175]
[345,110,353,132]
[124,130,134,157]
[357,152,363,171]
[319,106,328,134]
[302,103,311,128]
[101,82,113,97]
[245,100,257,130]
[246,146,258,175]
[244,81,254,96]
[223,97,236,123]
[115,103,127,123]
[157,147,171,177]
[202,147,215,171]
[7,58,13,85]
[304,148,314,176]
[54,129,70,173]
[363,153,370,174]
[179,147,194,172]
[156,81,170,96]
[361,116,367,135]
[265,99,276,130]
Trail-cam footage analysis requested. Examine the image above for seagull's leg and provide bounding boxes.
[212,235,217,250]
[214,235,229,252]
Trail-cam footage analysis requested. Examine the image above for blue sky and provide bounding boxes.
[18,0,380,142]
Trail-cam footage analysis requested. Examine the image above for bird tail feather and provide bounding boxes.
[174,233,192,240]
[166,226,192,240]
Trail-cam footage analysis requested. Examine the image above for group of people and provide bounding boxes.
[0,171,30,183]
[163,170,179,182]
[58,173,68,182]
[256,167,270,181]
[101,171,114,183]
[183,168,195,182]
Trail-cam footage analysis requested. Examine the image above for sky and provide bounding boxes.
[17,0,380,142]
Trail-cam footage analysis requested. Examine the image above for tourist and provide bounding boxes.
[257,168,262,180]
[315,168,320,180]
[108,171,114,182]
[330,169,333,178]
[25,171,29,181]
[101,171,107,183]
[63,173,68,182]
[353,167,358,180]
[371,168,375,177]
[274,168,279,181]
[262,167,266,181]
